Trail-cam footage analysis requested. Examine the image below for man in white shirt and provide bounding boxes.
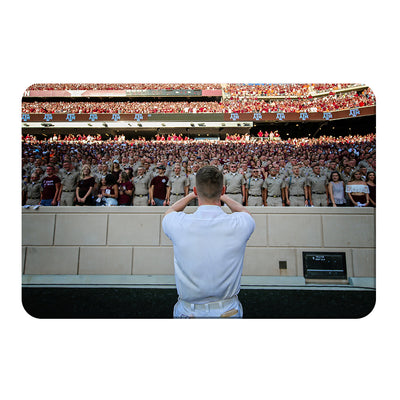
[162,166,255,318]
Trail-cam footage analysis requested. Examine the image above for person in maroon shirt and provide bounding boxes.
[118,172,133,206]
[366,171,376,207]
[150,165,169,206]
[40,165,61,206]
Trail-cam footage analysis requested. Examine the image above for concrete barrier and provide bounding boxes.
[22,206,375,288]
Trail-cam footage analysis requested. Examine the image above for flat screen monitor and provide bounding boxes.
[303,252,347,279]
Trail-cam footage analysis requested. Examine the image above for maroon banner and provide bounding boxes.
[22,106,375,123]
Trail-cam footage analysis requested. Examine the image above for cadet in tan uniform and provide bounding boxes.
[24,173,41,205]
[133,166,151,206]
[285,165,308,207]
[58,161,80,206]
[262,166,285,206]
[306,165,329,206]
[187,163,199,206]
[300,159,313,178]
[245,169,264,206]
[224,164,245,205]
[166,164,189,205]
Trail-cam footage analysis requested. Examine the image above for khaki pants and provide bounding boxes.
[134,195,149,206]
[311,193,328,207]
[247,195,263,206]
[26,198,40,206]
[266,196,283,206]
[289,195,305,207]
[60,192,75,206]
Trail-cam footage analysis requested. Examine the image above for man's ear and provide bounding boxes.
[193,186,198,196]
[221,185,226,196]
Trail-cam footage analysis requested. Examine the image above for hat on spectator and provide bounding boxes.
[113,159,119,163]
[157,165,166,170]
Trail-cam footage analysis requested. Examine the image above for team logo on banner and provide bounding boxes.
[44,114,53,122]
[323,112,333,120]
[112,113,121,121]
[89,113,98,122]
[134,113,143,122]
[66,113,75,122]
[349,108,360,117]
[230,113,239,121]
[276,112,285,121]
[253,112,262,121]
[22,114,30,122]
[299,112,309,121]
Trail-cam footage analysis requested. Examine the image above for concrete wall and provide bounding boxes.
[22,207,375,286]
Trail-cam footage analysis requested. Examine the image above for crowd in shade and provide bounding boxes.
[22,132,376,208]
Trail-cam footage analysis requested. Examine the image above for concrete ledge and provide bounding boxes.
[22,205,375,215]
[22,206,375,281]
[22,274,375,291]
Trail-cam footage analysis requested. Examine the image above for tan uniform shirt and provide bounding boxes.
[60,170,80,191]
[25,181,41,199]
[285,175,307,196]
[306,174,328,194]
[246,177,264,196]
[167,175,189,195]
[133,175,151,195]
[263,176,284,197]
[224,172,245,194]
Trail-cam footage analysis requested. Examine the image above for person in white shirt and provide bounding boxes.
[162,166,255,318]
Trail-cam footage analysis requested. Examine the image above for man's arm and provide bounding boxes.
[220,194,251,214]
[149,184,155,205]
[164,192,197,215]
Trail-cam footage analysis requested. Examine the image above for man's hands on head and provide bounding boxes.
[164,192,197,215]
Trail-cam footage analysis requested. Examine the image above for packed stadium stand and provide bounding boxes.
[21,83,376,318]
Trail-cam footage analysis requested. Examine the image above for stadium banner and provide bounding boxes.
[126,89,203,97]
[24,90,72,98]
[22,106,375,124]
[201,89,222,96]
[23,89,220,98]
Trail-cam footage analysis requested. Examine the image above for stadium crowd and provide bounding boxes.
[224,83,357,97]
[22,132,376,208]
[21,90,375,115]
[27,83,222,91]
[27,83,358,96]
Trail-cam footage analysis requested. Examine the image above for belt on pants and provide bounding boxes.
[312,192,326,195]
[178,296,238,311]
[227,192,241,195]
[172,193,184,195]
[62,190,75,193]
[291,194,304,197]
[28,196,40,199]
[249,194,261,197]
[135,194,148,197]
[268,195,280,198]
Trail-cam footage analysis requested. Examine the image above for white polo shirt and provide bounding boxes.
[162,206,255,304]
